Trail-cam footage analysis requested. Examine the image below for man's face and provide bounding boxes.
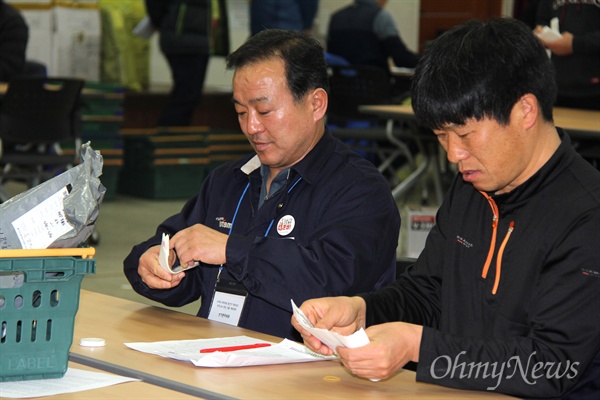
[232,58,323,175]
[433,106,538,195]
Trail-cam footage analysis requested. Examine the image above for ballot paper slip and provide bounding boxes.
[291,300,370,351]
[158,233,200,274]
[125,335,337,367]
[0,368,139,398]
[536,25,562,42]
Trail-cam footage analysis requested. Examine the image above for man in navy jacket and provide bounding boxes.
[294,19,600,398]
[327,0,419,72]
[124,29,400,341]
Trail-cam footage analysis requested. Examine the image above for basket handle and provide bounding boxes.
[0,248,96,259]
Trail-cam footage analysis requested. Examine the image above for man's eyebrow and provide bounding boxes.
[231,96,270,106]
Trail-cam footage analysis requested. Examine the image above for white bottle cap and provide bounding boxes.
[79,337,106,347]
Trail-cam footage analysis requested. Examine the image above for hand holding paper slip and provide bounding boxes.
[536,26,562,42]
[536,17,561,43]
[158,233,200,274]
[291,300,370,352]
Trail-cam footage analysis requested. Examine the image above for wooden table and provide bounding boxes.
[68,290,511,399]
[359,104,600,140]
[358,104,600,203]
[553,107,600,139]
[0,82,123,100]
[357,104,446,204]
[5,362,199,400]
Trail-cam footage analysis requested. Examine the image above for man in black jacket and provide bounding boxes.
[534,0,600,111]
[145,0,228,126]
[0,0,28,82]
[293,18,600,399]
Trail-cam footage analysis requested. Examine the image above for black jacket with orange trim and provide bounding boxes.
[361,130,600,398]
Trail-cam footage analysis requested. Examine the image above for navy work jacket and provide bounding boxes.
[124,130,400,340]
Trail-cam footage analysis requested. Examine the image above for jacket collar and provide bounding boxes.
[490,128,576,205]
[238,128,334,185]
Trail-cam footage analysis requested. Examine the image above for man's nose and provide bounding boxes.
[245,112,263,135]
[445,136,469,164]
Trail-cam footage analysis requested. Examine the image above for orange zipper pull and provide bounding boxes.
[492,221,515,295]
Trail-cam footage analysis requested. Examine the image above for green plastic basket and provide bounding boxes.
[0,249,96,381]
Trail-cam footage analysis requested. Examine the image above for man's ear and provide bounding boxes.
[309,88,328,121]
[517,94,539,131]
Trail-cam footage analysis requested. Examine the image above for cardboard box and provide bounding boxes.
[53,5,101,81]
[399,207,438,258]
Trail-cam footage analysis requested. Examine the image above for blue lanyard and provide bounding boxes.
[229,176,303,238]
[218,176,302,278]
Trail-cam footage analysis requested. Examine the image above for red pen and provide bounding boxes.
[200,343,272,353]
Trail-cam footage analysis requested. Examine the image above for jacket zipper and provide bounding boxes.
[176,3,187,36]
[479,191,515,295]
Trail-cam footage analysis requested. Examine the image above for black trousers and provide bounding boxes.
[159,53,210,127]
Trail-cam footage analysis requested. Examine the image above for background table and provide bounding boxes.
[358,104,600,204]
[359,104,600,140]
[70,290,512,399]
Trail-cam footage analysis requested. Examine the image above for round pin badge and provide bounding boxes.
[276,215,295,236]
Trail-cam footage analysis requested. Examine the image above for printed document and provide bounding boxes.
[0,368,139,398]
[125,335,337,367]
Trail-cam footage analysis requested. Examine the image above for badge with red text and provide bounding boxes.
[276,215,295,236]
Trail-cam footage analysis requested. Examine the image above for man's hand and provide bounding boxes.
[337,322,423,381]
[534,26,574,56]
[138,245,185,289]
[292,296,367,356]
[170,224,229,266]
[543,31,573,56]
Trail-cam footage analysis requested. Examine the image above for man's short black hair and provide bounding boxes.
[411,18,557,130]
[226,29,329,102]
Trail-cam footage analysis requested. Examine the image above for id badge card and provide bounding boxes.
[208,278,248,326]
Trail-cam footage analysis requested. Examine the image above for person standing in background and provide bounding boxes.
[327,0,419,72]
[145,0,229,127]
[0,0,28,82]
[535,0,600,110]
[250,0,319,36]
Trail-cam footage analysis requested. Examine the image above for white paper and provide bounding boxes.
[550,17,560,33]
[536,26,562,42]
[132,16,156,39]
[291,300,370,352]
[11,187,74,249]
[0,368,139,398]
[158,233,199,274]
[390,66,415,76]
[207,291,245,326]
[158,232,171,272]
[125,335,337,367]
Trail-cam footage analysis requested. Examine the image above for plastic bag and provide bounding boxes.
[0,142,105,249]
